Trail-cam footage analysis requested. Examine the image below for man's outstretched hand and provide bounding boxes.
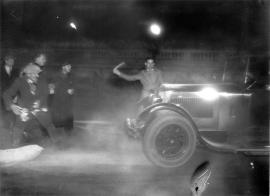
[113,62,125,75]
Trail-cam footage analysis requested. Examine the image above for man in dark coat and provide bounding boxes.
[1,55,19,92]
[1,55,19,129]
[33,53,48,78]
[51,63,74,136]
[3,63,58,147]
[31,53,57,107]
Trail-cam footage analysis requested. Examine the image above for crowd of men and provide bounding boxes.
[1,52,164,148]
[0,53,74,147]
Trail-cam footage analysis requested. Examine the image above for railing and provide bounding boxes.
[2,47,239,67]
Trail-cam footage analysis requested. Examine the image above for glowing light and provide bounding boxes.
[196,87,219,101]
[149,23,162,36]
[70,22,77,30]
[219,92,252,97]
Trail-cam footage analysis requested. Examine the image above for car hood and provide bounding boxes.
[161,83,242,93]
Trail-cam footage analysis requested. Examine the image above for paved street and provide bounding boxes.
[0,123,269,196]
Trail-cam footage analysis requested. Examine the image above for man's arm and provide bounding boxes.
[3,78,22,115]
[113,62,141,81]
[67,76,74,95]
[157,70,163,86]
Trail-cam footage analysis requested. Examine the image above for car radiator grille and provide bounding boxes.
[170,96,214,117]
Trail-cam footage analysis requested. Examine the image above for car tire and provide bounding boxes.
[143,113,197,168]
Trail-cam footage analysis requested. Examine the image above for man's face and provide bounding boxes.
[145,59,155,71]
[25,64,41,83]
[35,54,47,66]
[5,58,15,67]
[27,72,39,83]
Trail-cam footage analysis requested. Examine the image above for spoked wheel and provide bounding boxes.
[143,113,197,168]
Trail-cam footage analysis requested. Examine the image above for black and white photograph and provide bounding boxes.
[0,0,269,195]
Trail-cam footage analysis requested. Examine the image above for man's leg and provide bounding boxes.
[35,112,59,143]
[63,117,73,136]
[127,96,148,129]
[23,117,45,145]
[12,119,26,147]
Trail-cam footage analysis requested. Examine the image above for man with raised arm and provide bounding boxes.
[113,57,163,129]
[113,57,163,101]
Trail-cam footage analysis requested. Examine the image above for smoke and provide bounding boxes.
[7,114,151,173]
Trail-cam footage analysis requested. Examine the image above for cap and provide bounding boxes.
[23,63,41,74]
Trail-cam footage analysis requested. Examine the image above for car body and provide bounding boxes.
[159,83,251,133]
[126,82,269,168]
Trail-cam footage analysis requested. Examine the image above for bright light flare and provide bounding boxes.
[196,87,219,101]
[149,23,162,36]
[70,22,77,30]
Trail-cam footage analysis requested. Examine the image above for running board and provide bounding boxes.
[198,135,270,156]
[236,148,270,156]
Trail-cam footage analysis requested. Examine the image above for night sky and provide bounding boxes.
[1,0,269,50]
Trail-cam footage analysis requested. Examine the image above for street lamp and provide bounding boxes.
[147,22,163,58]
[149,23,162,37]
[69,22,77,30]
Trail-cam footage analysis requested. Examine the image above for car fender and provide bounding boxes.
[137,103,200,137]
[138,102,195,126]
[138,103,238,154]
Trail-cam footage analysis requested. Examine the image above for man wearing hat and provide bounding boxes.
[3,63,57,146]
[51,63,74,136]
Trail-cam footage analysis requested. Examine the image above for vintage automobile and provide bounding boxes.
[126,82,269,168]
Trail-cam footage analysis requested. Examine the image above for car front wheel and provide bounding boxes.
[143,113,197,168]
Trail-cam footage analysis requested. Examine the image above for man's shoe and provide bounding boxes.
[126,118,144,130]
[126,118,136,130]
[126,118,141,139]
